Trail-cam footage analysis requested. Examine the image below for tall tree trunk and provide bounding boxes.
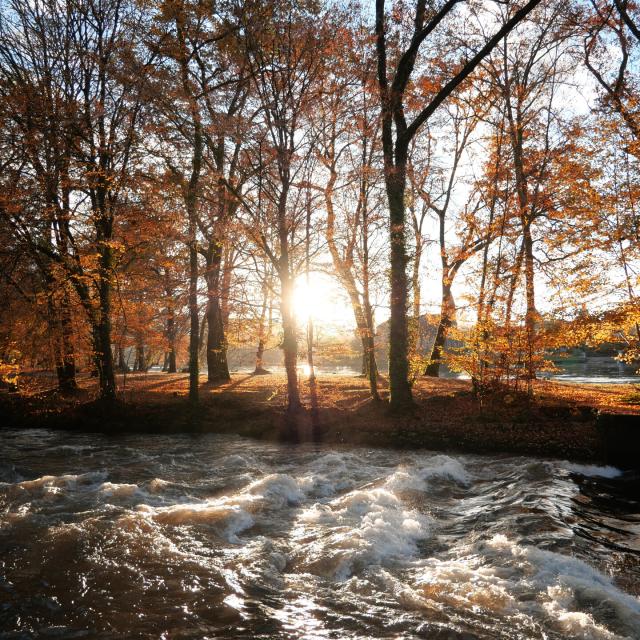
[501,239,525,385]
[94,310,115,401]
[167,350,177,374]
[505,241,524,331]
[344,289,372,371]
[324,164,379,398]
[206,298,229,381]
[475,184,499,390]
[95,240,116,402]
[304,196,315,382]
[425,210,448,377]
[523,222,537,388]
[205,243,230,383]
[176,10,202,405]
[117,345,128,373]
[47,298,67,392]
[306,318,315,381]
[425,284,455,377]
[280,271,300,411]
[166,313,177,374]
[345,290,377,392]
[57,291,77,392]
[385,167,413,410]
[198,312,207,354]
[164,269,178,374]
[361,342,369,376]
[410,201,424,363]
[504,58,537,390]
[254,280,270,374]
[362,300,379,400]
[361,175,379,401]
[277,173,300,411]
[187,236,199,402]
[412,234,422,322]
[221,244,233,330]
[255,338,266,373]
[134,335,146,372]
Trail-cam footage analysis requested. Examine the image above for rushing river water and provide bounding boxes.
[1,430,639,640]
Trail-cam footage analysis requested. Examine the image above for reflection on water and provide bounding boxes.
[233,357,640,385]
[1,431,639,639]
[545,358,640,385]
[231,364,363,377]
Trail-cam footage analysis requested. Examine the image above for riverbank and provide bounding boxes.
[2,372,640,466]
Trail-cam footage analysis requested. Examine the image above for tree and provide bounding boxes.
[483,1,577,388]
[375,0,543,410]
[148,0,245,399]
[405,94,488,377]
[311,16,384,400]
[583,0,640,153]
[0,0,151,402]
[240,0,328,413]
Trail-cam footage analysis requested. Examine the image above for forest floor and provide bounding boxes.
[2,371,640,466]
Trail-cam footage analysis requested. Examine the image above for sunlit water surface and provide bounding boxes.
[230,358,640,384]
[543,359,640,385]
[1,430,639,639]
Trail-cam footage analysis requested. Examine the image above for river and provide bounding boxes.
[230,357,640,384]
[1,430,639,639]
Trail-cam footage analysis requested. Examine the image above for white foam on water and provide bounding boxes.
[397,535,640,638]
[413,555,517,614]
[99,482,140,498]
[389,534,640,638]
[562,463,623,479]
[244,473,305,507]
[385,455,471,492]
[294,486,433,579]
[544,585,618,640]
[311,453,350,468]
[2,471,108,497]
[140,500,255,543]
[147,478,170,492]
[287,457,470,579]
[135,473,306,544]
[297,452,363,497]
[230,535,289,583]
[486,535,640,638]
[114,510,192,561]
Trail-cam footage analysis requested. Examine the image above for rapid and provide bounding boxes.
[1,429,639,639]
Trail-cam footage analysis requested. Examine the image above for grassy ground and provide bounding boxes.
[2,371,640,464]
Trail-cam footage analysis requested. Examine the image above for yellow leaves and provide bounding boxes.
[542,303,640,359]
[79,252,102,276]
[0,361,19,388]
[415,74,443,97]
[444,320,552,391]
[103,239,125,253]
[83,168,119,190]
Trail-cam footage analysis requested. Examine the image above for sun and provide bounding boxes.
[293,273,355,332]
